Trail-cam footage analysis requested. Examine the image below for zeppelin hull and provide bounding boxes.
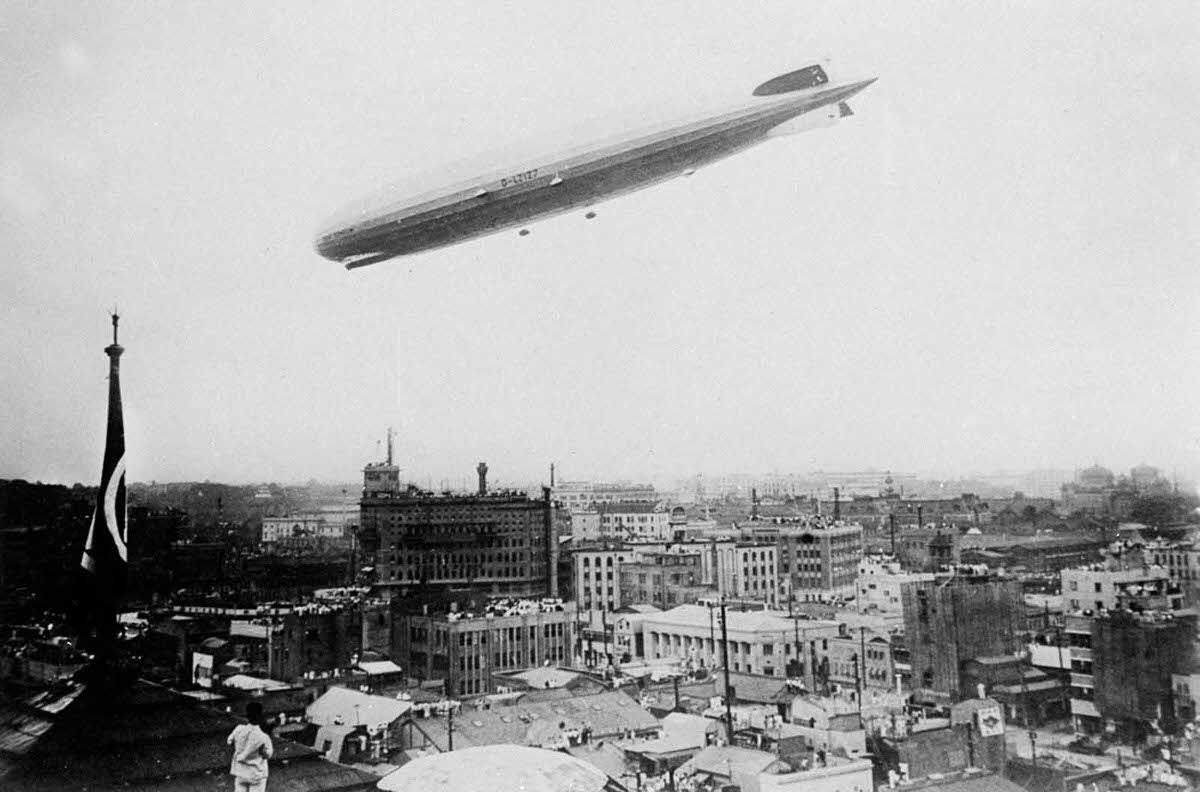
[317,74,876,266]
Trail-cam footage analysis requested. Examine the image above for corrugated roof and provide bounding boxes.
[680,745,782,777]
[358,660,404,675]
[307,686,413,729]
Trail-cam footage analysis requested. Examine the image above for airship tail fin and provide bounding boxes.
[752,64,831,96]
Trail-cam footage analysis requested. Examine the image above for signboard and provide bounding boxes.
[192,651,214,689]
[975,705,1004,737]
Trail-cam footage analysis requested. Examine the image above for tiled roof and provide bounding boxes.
[410,690,659,751]
[726,673,794,704]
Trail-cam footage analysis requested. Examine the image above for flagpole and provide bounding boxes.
[80,312,128,681]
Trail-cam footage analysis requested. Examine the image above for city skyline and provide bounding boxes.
[3,2,1197,487]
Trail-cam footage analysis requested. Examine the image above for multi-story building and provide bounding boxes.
[619,550,717,609]
[901,568,1025,704]
[752,520,863,602]
[892,528,960,573]
[1088,609,1198,741]
[394,598,577,697]
[359,462,558,602]
[552,481,656,510]
[575,547,639,612]
[596,502,671,541]
[1063,555,1188,736]
[1060,552,1180,614]
[639,604,840,679]
[567,508,602,541]
[729,542,780,606]
[855,555,934,617]
[1145,539,1200,603]
[571,539,778,615]
[825,625,897,694]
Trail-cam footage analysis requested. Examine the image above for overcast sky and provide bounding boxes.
[2,1,1197,489]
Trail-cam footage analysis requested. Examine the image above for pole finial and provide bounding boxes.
[111,310,120,345]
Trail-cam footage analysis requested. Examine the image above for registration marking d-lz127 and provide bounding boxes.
[500,169,539,188]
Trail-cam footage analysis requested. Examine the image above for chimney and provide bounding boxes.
[833,487,841,522]
[477,462,488,495]
[550,463,555,488]
[751,488,759,521]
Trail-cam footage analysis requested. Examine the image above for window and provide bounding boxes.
[1094,582,1102,593]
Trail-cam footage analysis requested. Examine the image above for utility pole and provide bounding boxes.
[719,599,734,744]
[889,513,896,556]
[708,602,716,669]
[857,626,867,722]
[447,704,454,751]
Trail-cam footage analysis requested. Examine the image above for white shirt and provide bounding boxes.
[227,723,274,781]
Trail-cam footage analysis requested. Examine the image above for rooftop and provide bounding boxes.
[641,604,838,636]
[408,690,659,751]
[0,678,377,792]
[307,686,414,730]
[377,744,616,792]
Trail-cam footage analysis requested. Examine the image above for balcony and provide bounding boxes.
[1069,647,1093,662]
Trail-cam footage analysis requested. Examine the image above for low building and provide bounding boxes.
[399,689,660,753]
[395,597,577,697]
[678,744,872,792]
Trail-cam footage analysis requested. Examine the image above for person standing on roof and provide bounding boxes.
[227,701,274,792]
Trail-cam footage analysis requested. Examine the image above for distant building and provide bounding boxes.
[261,515,346,545]
[1145,538,1200,604]
[552,481,656,511]
[1060,464,1127,516]
[567,509,602,541]
[394,598,576,697]
[893,527,961,573]
[901,568,1025,704]
[595,501,670,542]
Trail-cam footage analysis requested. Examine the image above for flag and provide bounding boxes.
[80,314,128,597]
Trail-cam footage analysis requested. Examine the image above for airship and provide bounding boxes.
[315,63,876,269]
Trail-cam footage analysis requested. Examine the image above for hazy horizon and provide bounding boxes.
[3,3,1197,488]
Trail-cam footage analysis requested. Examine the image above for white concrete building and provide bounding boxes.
[640,604,839,676]
[855,554,934,616]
